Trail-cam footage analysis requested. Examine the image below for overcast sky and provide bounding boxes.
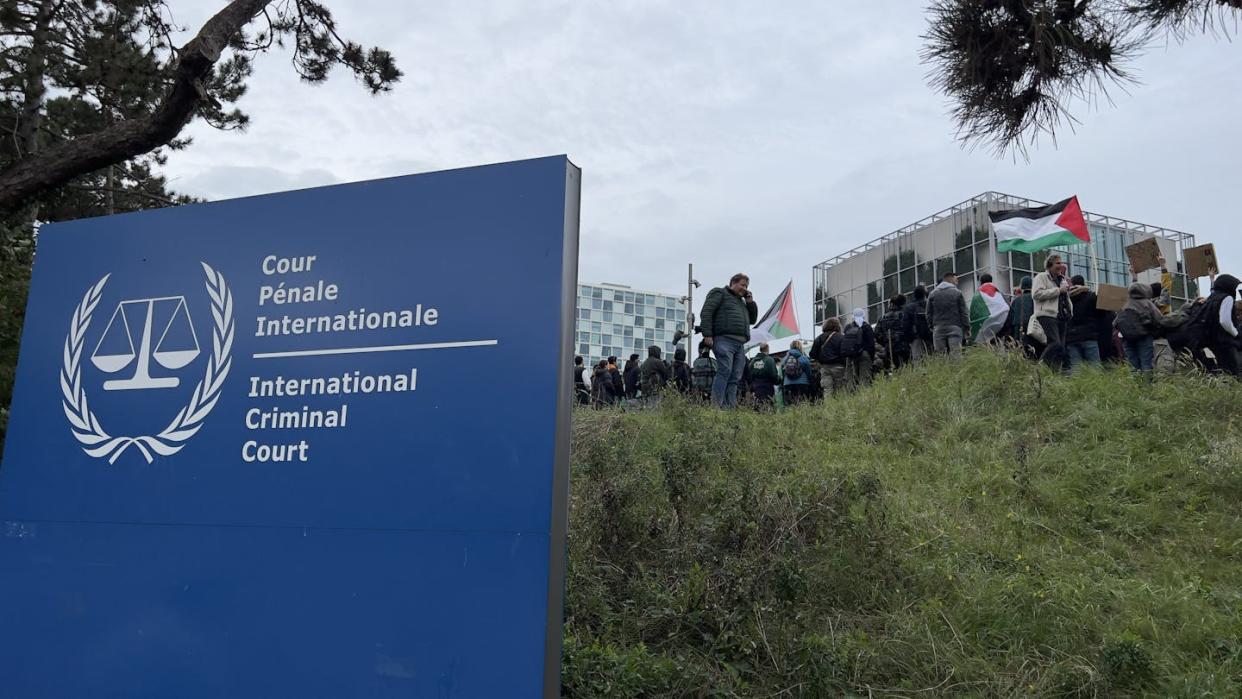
[162,2,1241,329]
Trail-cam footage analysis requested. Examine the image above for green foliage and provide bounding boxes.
[923,0,1239,155]
[0,220,31,451]
[563,353,1242,696]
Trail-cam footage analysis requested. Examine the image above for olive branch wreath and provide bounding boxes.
[60,262,234,464]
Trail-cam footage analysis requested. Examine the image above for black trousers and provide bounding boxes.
[1211,340,1240,377]
[1037,316,1067,370]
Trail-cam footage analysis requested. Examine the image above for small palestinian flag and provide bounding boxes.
[989,196,1091,253]
[748,280,799,348]
[969,281,1010,344]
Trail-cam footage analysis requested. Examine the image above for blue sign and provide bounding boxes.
[0,156,580,698]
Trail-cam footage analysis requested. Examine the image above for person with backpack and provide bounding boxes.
[811,318,848,396]
[623,354,641,399]
[747,343,780,409]
[843,308,876,388]
[573,356,590,405]
[699,273,760,409]
[690,343,717,401]
[927,271,970,358]
[901,285,934,364]
[1065,275,1103,370]
[671,346,692,394]
[1114,283,1180,376]
[875,295,909,373]
[781,340,813,405]
[1205,274,1240,377]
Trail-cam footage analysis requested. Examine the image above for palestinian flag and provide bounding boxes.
[989,196,1091,253]
[748,280,799,348]
[969,281,1010,344]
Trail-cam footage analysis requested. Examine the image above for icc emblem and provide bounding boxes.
[60,262,235,463]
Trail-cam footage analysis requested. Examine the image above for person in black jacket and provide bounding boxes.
[590,360,615,407]
[811,318,848,396]
[1065,275,1103,369]
[671,346,691,394]
[875,295,909,373]
[699,273,759,409]
[622,354,640,399]
[573,356,590,405]
[638,345,671,402]
[901,285,933,364]
[846,308,877,387]
[606,356,624,405]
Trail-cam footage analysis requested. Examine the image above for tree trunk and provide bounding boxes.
[0,0,273,215]
[10,0,58,231]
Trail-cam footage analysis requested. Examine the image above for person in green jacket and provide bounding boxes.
[746,343,780,409]
[699,273,759,409]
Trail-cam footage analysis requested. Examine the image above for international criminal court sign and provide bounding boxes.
[0,157,580,698]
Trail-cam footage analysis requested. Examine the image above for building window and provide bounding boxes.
[603,300,612,311]
[592,298,602,310]
[592,287,603,299]
[635,316,644,327]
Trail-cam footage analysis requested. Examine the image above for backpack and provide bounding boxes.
[691,356,715,389]
[1167,298,1218,353]
[840,323,863,358]
[914,305,933,342]
[782,354,803,379]
[1115,308,1150,340]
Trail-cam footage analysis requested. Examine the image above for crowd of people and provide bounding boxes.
[573,264,1242,409]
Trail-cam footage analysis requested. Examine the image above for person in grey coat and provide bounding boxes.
[926,271,970,358]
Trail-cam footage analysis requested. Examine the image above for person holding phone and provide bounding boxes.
[1031,254,1075,370]
[699,273,759,409]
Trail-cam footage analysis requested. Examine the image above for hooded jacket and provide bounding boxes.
[623,358,640,396]
[1209,274,1240,340]
[927,281,970,334]
[1067,286,1101,344]
[639,348,671,395]
[671,347,691,392]
[1115,283,1178,338]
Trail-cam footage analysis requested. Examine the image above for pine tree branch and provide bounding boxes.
[0,0,272,213]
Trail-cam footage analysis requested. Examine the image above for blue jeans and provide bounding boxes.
[710,336,747,409]
[1065,340,1101,369]
[1123,336,1155,373]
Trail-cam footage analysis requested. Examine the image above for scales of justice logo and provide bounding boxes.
[60,262,235,463]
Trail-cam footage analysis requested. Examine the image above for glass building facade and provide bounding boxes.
[812,192,1200,326]
[575,282,687,368]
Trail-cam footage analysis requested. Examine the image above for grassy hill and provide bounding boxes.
[561,352,1242,697]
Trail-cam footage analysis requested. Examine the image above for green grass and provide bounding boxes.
[562,351,1242,697]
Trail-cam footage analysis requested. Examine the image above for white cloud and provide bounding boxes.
[162,1,1242,324]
